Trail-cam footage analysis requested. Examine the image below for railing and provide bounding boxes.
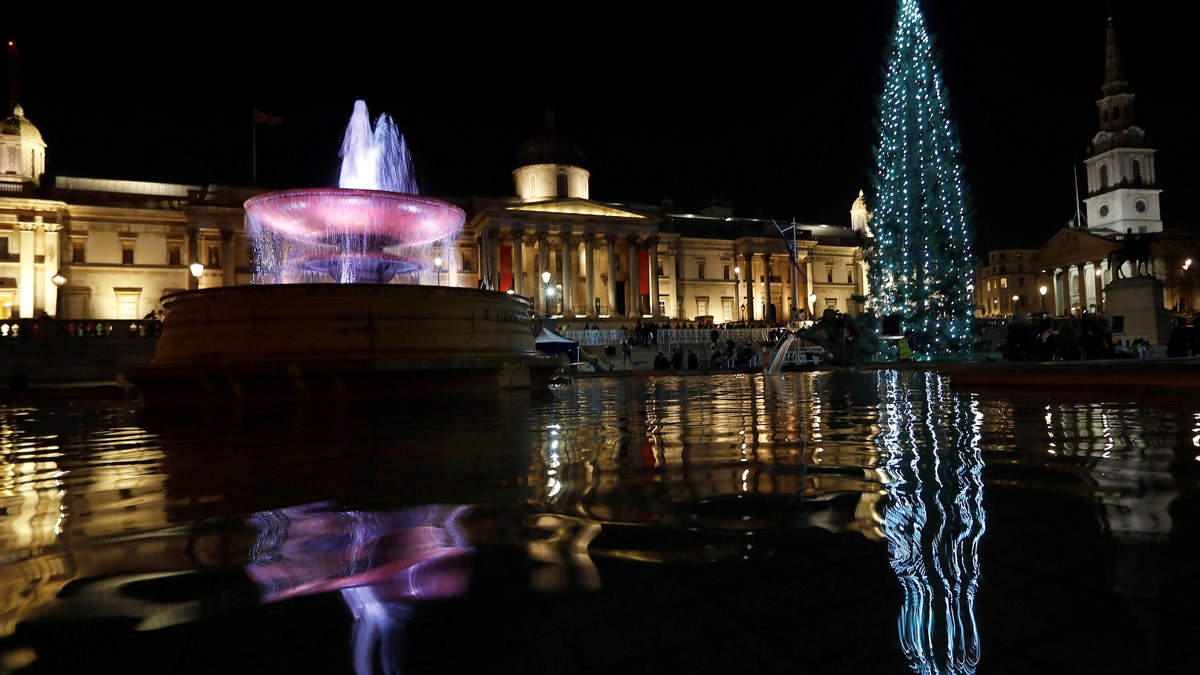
[562,327,773,347]
[0,319,163,341]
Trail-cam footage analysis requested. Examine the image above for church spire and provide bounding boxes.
[1097,7,1136,134]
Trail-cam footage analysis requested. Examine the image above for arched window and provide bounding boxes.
[1099,164,1109,189]
[556,172,568,197]
[1131,160,1142,184]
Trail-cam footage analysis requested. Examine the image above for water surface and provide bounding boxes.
[1,370,1197,674]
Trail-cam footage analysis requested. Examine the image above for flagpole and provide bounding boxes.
[792,218,800,324]
[252,108,258,187]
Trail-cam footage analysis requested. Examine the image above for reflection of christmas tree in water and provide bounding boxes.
[876,370,984,675]
[867,0,976,360]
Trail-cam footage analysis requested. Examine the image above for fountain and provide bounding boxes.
[124,101,558,406]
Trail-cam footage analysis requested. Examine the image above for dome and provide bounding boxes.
[1,104,45,145]
[514,109,586,170]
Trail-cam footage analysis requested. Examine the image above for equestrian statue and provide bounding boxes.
[1107,229,1159,280]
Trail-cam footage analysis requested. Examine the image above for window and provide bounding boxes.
[722,298,734,323]
[826,263,834,283]
[169,244,182,266]
[113,289,141,321]
[0,236,8,259]
[723,263,731,281]
[697,298,708,318]
[846,267,853,284]
[656,255,665,277]
[697,259,706,280]
[1132,160,1142,184]
[1100,165,1109,189]
[122,245,134,265]
[461,250,475,273]
[207,245,220,268]
[72,240,85,264]
[1000,277,1008,289]
[556,172,568,197]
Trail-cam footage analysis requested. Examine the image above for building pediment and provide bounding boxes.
[505,199,646,219]
[1036,228,1117,268]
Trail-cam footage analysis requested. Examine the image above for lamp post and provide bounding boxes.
[541,271,553,318]
[809,293,818,319]
[1011,293,1020,315]
[51,271,66,318]
[1039,285,1047,314]
[434,256,444,286]
[190,263,205,290]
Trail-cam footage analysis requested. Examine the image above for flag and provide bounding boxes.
[773,219,797,265]
[253,109,282,125]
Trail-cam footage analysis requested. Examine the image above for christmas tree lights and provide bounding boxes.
[867,0,976,359]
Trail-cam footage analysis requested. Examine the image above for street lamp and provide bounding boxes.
[51,271,66,318]
[1039,285,1047,313]
[190,262,204,290]
[434,256,444,286]
[809,293,818,319]
[541,271,553,317]
[1011,293,1020,315]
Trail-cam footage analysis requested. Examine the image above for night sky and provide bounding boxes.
[3,2,1192,253]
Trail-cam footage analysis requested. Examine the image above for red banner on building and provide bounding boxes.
[638,249,650,295]
[499,245,513,292]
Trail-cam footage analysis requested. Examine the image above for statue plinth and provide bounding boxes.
[1105,276,1172,346]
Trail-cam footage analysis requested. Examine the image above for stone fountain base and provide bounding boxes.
[124,284,561,407]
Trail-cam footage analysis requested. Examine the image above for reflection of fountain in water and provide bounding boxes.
[245,100,464,284]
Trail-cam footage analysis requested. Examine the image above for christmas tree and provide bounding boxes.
[867,0,976,359]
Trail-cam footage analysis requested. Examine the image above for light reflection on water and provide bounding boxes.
[0,370,1196,675]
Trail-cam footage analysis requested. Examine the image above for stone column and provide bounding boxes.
[647,236,660,317]
[512,229,526,297]
[43,221,61,317]
[446,242,459,288]
[537,231,550,315]
[18,221,36,318]
[805,253,815,316]
[221,230,236,286]
[762,252,773,324]
[188,228,202,291]
[627,235,640,317]
[561,232,574,317]
[606,236,618,315]
[1075,263,1088,315]
[583,233,596,316]
[1058,266,1071,316]
[743,252,754,322]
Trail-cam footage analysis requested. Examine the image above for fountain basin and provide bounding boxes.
[245,188,465,246]
[124,284,560,406]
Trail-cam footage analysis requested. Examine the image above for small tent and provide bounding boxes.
[534,326,579,360]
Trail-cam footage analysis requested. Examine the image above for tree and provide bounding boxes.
[867,0,976,359]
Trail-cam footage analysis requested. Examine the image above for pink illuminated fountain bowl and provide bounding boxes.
[244,188,466,284]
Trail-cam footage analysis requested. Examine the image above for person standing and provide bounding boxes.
[622,339,632,366]
[1166,316,1190,357]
